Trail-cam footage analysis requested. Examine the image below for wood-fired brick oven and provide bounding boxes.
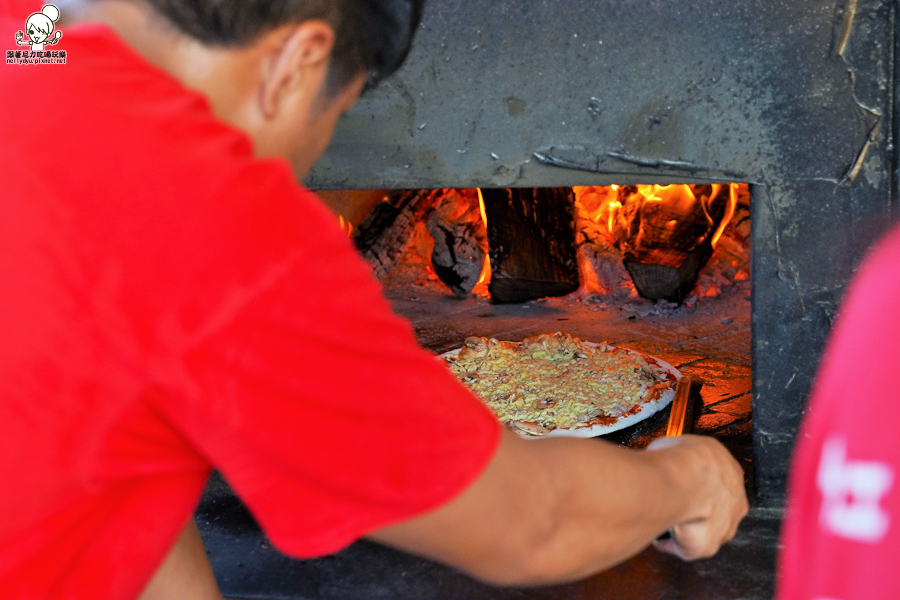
[309,0,897,506]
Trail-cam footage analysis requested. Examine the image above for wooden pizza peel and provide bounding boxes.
[656,377,702,541]
[665,376,702,437]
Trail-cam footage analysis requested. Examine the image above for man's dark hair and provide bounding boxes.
[136,0,425,93]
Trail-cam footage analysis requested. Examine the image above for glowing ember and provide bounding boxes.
[576,245,605,294]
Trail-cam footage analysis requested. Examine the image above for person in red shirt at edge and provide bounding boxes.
[0,0,748,598]
[778,226,900,600]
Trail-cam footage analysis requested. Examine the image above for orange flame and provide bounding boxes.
[574,184,741,249]
[636,184,695,207]
[573,185,621,242]
[337,214,354,237]
[576,247,604,293]
[709,184,738,247]
[473,188,491,294]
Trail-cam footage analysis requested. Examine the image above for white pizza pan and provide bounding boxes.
[440,342,682,438]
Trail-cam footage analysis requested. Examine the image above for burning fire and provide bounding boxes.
[472,188,492,296]
[711,184,738,247]
[345,183,747,302]
[337,214,354,237]
[573,184,746,297]
[574,184,739,249]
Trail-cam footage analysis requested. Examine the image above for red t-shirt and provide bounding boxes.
[0,0,38,19]
[0,13,500,600]
[778,228,900,599]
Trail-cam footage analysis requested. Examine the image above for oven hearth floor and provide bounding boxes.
[198,492,778,600]
[388,282,753,456]
[198,282,780,599]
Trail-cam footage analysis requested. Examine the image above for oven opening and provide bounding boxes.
[318,185,752,480]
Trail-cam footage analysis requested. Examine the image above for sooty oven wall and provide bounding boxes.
[307,0,897,504]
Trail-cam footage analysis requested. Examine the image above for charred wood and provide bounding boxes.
[624,243,714,302]
[425,189,487,296]
[621,185,732,302]
[353,190,437,279]
[482,187,579,303]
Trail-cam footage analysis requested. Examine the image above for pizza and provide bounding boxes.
[441,332,679,437]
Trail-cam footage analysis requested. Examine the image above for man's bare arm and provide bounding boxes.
[368,429,747,586]
[139,520,223,600]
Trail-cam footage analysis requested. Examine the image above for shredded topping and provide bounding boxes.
[443,332,675,436]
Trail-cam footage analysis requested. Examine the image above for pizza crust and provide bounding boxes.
[440,335,681,438]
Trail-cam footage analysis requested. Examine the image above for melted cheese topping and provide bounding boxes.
[443,333,673,435]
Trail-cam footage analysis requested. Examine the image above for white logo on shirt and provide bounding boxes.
[816,435,893,543]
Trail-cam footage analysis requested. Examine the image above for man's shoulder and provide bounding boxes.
[0,20,341,337]
[2,21,251,169]
[1,19,326,235]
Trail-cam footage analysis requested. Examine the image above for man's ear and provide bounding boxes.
[258,20,335,120]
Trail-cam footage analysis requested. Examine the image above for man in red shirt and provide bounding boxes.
[778,227,900,600]
[0,1,747,598]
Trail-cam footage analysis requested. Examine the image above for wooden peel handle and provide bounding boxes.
[665,377,702,437]
[656,376,702,542]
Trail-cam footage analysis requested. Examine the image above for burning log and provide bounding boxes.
[619,184,736,302]
[353,190,437,279]
[624,245,714,302]
[425,189,488,296]
[573,186,636,298]
[481,187,579,303]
